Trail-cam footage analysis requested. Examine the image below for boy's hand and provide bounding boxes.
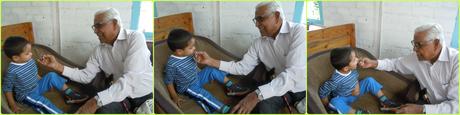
[6,92,22,113]
[11,105,23,113]
[173,97,185,108]
[351,82,360,96]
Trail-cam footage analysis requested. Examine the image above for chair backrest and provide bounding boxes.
[308,23,356,56]
[1,22,35,43]
[154,12,194,42]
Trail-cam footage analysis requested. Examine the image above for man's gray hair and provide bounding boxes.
[414,23,445,45]
[256,1,285,20]
[95,8,123,28]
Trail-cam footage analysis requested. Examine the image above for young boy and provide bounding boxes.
[2,36,89,114]
[164,29,249,113]
[318,47,400,114]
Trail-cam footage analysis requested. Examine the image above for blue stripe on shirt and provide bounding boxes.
[2,59,39,102]
[319,70,359,99]
[164,55,199,93]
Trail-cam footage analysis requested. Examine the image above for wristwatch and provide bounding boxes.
[255,89,264,101]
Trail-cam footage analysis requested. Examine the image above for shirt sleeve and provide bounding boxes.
[376,54,415,75]
[319,80,338,99]
[62,51,101,84]
[424,57,458,113]
[164,64,175,85]
[2,70,15,93]
[219,39,260,75]
[96,31,153,106]
[257,24,307,99]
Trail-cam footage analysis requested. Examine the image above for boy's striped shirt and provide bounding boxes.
[2,59,39,102]
[319,69,359,99]
[164,55,199,93]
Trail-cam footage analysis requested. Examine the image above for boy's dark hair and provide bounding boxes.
[167,29,193,52]
[2,36,30,59]
[330,47,354,70]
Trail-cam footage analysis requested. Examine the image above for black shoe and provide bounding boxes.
[381,99,401,108]
[65,92,89,104]
[226,84,250,96]
[356,108,371,114]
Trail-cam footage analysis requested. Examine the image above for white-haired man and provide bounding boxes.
[195,2,306,113]
[39,8,153,113]
[360,23,458,113]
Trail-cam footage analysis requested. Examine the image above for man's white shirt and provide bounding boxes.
[219,21,306,100]
[377,46,458,113]
[62,28,153,107]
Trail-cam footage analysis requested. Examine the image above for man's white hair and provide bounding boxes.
[95,8,123,28]
[256,1,285,20]
[414,23,445,45]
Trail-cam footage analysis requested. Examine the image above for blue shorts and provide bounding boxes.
[22,72,66,114]
[185,67,228,113]
[328,77,383,114]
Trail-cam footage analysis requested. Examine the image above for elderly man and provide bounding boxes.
[360,24,458,113]
[195,2,306,113]
[39,8,153,113]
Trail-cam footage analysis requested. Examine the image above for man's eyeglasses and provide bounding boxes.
[411,39,435,49]
[252,12,274,24]
[92,20,113,31]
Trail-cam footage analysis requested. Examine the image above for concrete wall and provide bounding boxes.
[156,1,297,57]
[2,2,133,65]
[322,1,458,58]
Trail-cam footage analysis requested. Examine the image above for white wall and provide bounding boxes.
[2,2,133,65]
[380,2,457,58]
[156,1,297,57]
[322,1,458,58]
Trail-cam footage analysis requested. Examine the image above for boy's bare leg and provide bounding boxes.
[223,76,230,84]
[376,90,384,97]
[348,108,356,114]
[61,84,69,91]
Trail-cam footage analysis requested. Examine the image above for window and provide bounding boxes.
[131,1,153,41]
[293,1,306,25]
[307,1,323,26]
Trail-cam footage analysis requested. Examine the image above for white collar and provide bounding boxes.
[420,46,449,65]
[101,28,127,46]
[279,20,289,34]
[10,59,31,66]
[170,54,188,60]
[436,46,449,62]
[335,69,352,77]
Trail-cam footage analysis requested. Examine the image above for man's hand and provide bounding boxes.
[195,51,220,68]
[359,58,378,69]
[230,91,260,114]
[395,104,424,114]
[38,54,64,73]
[351,82,360,96]
[75,97,98,114]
